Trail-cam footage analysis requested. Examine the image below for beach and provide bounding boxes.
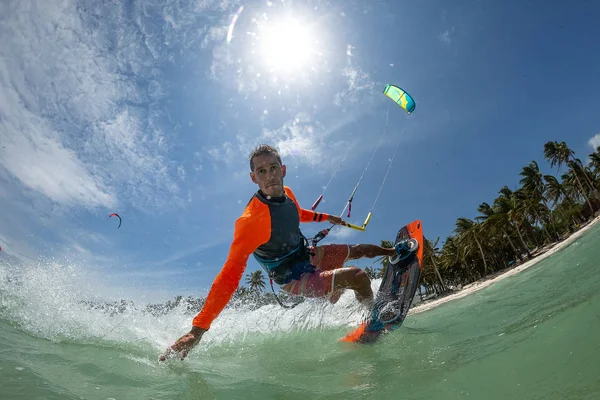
[409,214,600,315]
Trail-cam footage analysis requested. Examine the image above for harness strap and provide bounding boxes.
[269,278,301,309]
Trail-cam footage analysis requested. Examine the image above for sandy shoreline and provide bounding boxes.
[409,214,600,316]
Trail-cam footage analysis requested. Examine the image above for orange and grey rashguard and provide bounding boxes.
[192,186,329,331]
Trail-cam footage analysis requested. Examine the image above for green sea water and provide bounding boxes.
[1,224,600,400]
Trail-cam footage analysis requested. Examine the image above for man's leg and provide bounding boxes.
[347,244,396,260]
[281,244,398,306]
[281,266,373,306]
[324,244,398,305]
[328,267,373,305]
[280,245,360,304]
[313,244,395,306]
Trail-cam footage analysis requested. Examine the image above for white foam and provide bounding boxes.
[0,259,382,350]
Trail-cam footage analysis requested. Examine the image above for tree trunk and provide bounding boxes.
[430,256,446,292]
[542,200,560,240]
[548,218,560,240]
[573,171,595,215]
[533,209,553,243]
[503,229,519,258]
[572,159,598,196]
[512,221,532,258]
[473,234,488,275]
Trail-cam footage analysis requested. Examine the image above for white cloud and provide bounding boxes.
[262,114,328,166]
[440,30,451,44]
[0,0,193,214]
[333,64,375,110]
[0,101,114,208]
[440,28,453,44]
[206,141,236,165]
[588,133,600,150]
[346,44,354,57]
[0,0,242,264]
[326,225,359,242]
[178,166,186,182]
[202,25,229,49]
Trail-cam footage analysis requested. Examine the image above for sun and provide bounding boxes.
[257,17,317,74]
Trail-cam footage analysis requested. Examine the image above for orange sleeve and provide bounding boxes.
[192,199,271,330]
[284,186,329,223]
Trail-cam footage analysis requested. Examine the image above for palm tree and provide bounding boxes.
[544,140,594,212]
[589,146,600,173]
[588,146,600,190]
[493,186,531,258]
[520,161,546,198]
[511,188,544,247]
[375,240,394,278]
[544,141,573,170]
[454,217,489,275]
[520,194,555,243]
[544,174,575,206]
[440,236,472,283]
[477,201,520,260]
[424,235,446,292]
[578,157,597,192]
[233,286,249,300]
[520,160,558,242]
[364,266,379,279]
[245,270,266,292]
[544,174,580,228]
[571,158,597,195]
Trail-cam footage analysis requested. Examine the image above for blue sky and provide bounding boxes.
[1,0,599,301]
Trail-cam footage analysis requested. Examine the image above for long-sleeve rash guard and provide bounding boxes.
[192,186,329,330]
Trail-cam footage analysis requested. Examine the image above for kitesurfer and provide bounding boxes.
[160,144,406,361]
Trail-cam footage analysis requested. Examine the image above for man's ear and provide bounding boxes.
[250,172,257,184]
[281,164,286,178]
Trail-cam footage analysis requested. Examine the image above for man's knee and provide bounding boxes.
[347,244,363,260]
[335,266,370,289]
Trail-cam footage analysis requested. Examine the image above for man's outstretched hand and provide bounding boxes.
[159,326,206,362]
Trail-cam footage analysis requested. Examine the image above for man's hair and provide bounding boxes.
[249,144,282,171]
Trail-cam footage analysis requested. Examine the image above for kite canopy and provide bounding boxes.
[109,213,122,229]
[383,84,415,114]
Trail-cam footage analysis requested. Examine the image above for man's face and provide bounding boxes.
[250,153,286,197]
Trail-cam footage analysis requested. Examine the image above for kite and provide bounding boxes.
[109,213,122,229]
[383,84,416,114]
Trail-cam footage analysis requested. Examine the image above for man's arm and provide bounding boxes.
[192,213,269,330]
[284,186,330,223]
[159,203,270,361]
[284,186,346,225]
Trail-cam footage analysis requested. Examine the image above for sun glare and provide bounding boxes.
[258,17,317,74]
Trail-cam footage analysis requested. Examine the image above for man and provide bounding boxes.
[159,144,401,361]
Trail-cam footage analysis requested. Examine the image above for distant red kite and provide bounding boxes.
[109,213,122,229]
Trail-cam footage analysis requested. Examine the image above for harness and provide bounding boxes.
[253,230,332,309]
[253,237,316,286]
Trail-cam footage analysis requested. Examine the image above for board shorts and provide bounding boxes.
[280,244,352,303]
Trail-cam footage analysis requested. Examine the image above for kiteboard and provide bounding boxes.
[340,219,423,344]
